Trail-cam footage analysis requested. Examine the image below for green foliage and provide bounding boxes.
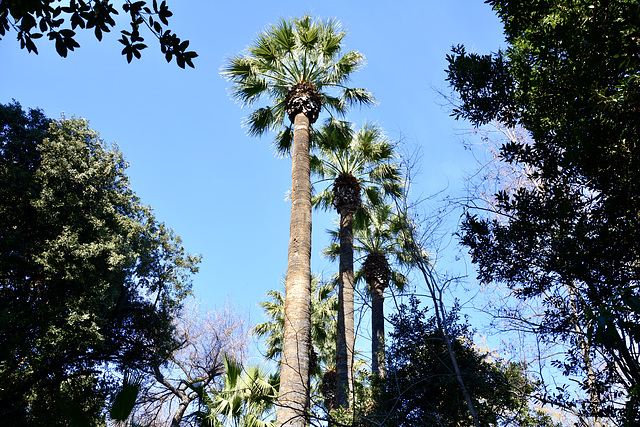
[311,120,403,219]
[253,275,337,376]
[110,370,144,423]
[447,1,640,422]
[0,0,197,67]
[195,355,278,427]
[221,15,375,153]
[371,297,559,427]
[0,102,200,424]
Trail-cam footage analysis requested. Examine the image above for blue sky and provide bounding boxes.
[2,1,505,357]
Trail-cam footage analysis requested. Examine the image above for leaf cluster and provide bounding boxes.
[0,0,197,67]
[370,297,559,427]
[194,355,278,427]
[311,120,403,220]
[221,15,375,151]
[253,275,337,377]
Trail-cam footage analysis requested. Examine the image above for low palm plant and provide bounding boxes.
[195,355,278,427]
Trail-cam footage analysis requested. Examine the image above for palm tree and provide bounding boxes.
[254,275,338,413]
[195,355,278,427]
[222,16,374,426]
[253,275,337,374]
[311,121,402,408]
[353,204,409,378]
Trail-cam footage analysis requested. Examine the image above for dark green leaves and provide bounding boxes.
[1,0,197,68]
[446,45,517,127]
[0,103,200,423]
[452,1,640,421]
[49,29,80,57]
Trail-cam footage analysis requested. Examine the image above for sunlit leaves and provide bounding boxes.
[0,103,201,422]
[221,15,372,139]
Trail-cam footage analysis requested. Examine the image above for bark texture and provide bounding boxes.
[277,112,313,427]
[336,211,356,408]
[363,253,391,378]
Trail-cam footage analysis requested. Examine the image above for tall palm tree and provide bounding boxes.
[353,204,409,378]
[222,16,373,426]
[311,121,402,408]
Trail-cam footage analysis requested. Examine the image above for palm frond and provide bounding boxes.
[272,126,293,157]
[272,18,295,51]
[322,240,340,260]
[341,87,376,108]
[311,186,334,211]
[229,77,270,106]
[325,50,365,84]
[321,94,347,117]
[245,107,276,137]
[221,56,256,80]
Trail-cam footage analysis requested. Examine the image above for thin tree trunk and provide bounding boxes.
[398,215,481,427]
[153,366,192,427]
[567,280,603,427]
[171,398,190,427]
[416,262,481,427]
[370,279,386,378]
[277,112,313,427]
[336,211,355,408]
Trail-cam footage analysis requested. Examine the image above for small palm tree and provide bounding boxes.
[353,205,410,378]
[254,275,338,413]
[253,275,337,373]
[222,16,373,426]
[311,121,402,408]
[195,355,278,427]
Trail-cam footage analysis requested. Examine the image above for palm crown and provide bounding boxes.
[221,16,375,153]
[311,121,402,217]
[355,205,412,287]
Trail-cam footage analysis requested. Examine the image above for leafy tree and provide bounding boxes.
[1,0,197,67]
[446,1,640,423]
[0,102,200,425]
[311,121,402,408]
[221,16,374,426]
[376,296,560,427]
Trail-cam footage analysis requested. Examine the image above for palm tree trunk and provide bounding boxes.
[370,279,386,378]
[336,211,355,408]
[277,112,313,427]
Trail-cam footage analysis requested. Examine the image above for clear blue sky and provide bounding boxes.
[2,1,505,354]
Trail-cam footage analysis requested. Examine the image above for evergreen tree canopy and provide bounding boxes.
[380,297,558,427]
[0,102,200,425]
[447,0,640,421]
